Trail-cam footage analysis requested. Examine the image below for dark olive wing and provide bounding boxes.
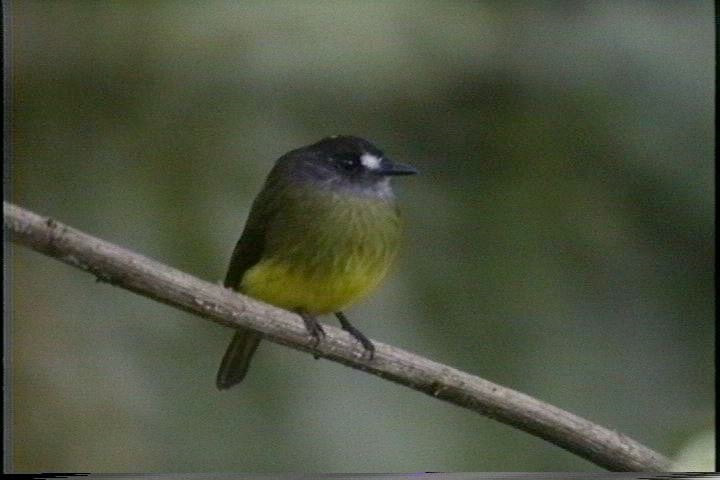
[223,188,275,290]
[223,158,292,290]
[224,215,265,289]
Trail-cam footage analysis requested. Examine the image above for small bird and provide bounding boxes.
[216,135,417,390]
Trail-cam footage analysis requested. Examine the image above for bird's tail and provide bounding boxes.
[216,329,262,390]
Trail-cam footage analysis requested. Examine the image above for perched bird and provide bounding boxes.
[216,135,417,390]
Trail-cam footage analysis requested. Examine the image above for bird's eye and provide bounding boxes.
[335,153,360,171]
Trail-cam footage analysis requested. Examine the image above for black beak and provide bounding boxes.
[379,158,419,176]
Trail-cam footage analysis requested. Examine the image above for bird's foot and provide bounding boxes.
[335,311,375,360]
[300,313,325,359]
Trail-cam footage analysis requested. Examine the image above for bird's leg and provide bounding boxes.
[335,311,375,360]
[299,311,325,359]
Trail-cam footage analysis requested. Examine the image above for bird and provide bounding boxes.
[216,135,417,390]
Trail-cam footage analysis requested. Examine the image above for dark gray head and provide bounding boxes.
[278,135,417,198]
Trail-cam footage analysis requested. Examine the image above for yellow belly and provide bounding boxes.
[241,255,391,314]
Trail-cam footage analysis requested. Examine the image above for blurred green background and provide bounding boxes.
[7,0,714,473]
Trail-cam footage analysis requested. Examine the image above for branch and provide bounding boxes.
[4,201,670,472]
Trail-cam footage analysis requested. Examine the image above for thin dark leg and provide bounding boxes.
[335,311,375,359]
[300,312,325,359]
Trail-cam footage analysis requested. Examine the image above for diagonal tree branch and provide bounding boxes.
[4,201,670,472]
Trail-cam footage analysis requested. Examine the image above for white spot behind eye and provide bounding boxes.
[360,153,381,170]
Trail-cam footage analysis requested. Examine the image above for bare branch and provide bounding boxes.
[4,201,670,471]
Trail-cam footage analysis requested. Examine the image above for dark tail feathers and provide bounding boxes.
[216,329,262,390]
